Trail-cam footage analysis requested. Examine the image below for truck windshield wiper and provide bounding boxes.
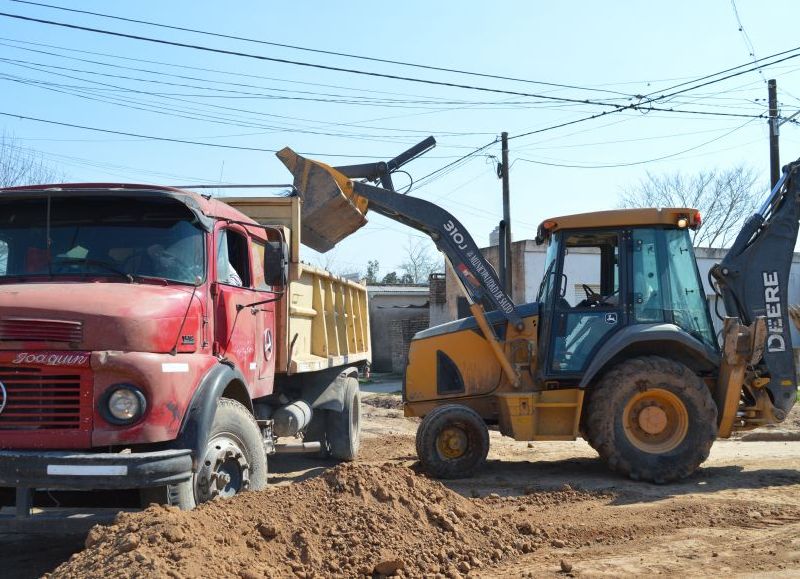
[52,257,134,283]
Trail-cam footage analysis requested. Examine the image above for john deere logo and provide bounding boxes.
[0,381,6,416]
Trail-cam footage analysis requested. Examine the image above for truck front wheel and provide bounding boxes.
[585,356,717,483]
[194,398,268,502]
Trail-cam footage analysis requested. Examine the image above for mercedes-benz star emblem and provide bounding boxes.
[0,381,6,416]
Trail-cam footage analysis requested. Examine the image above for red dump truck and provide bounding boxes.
[0,183,370,529]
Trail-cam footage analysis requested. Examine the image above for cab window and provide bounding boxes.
[550,231,622,374]
[216,229,251,287]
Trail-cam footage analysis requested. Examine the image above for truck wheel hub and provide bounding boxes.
[196,436,250,502]
[437,426,468,459]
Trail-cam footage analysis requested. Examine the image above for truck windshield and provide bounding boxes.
[0,195,205,285]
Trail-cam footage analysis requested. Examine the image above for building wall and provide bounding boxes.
[390,317,430,374]
[367,286,429,372]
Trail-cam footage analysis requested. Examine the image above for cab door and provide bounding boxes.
[250,238,277,396]
[546,230,627,378]
[213,226,257,386]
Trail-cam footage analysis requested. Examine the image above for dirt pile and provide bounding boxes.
[362,394,404,410]
[49,464,601,579]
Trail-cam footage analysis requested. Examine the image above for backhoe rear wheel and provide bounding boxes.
[585,356,717,484]
[416,404,489,479]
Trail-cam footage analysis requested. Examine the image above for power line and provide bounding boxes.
[729,0,766,83]
[0,110,447,158]
[513,118,757,169]
[0,11,630,108]
[8,0,635,98]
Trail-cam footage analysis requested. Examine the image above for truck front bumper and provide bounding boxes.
[0,448,193,490]
[0,448,192,532]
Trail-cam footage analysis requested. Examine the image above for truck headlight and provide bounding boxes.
[102,385,146,424]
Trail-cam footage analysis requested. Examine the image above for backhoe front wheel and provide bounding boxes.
[585,356,717,483]
[416,404,489,479]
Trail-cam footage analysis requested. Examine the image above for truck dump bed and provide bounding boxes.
[222,196,370,374]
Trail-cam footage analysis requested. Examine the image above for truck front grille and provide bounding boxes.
[0,318,83,343]
[0,367,85,430]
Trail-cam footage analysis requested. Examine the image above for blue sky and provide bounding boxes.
[1,1,799,277]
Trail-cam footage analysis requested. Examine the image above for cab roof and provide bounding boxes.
[0,182,262,231]
[536,207,701,243]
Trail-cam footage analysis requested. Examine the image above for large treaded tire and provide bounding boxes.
[195,398,268,502]
[326,377,361,461]
[585,355,717,484]
[140,479,195,511]
[416,404,489,479]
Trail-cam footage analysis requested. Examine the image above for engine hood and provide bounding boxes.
[0,282,202,353]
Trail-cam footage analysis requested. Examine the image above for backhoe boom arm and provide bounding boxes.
[712,160,800,414]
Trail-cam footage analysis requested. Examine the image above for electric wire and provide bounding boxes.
[8,0,637,98]
[0,11,631,107]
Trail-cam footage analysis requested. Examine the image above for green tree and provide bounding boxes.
[381,271,399,284]
[365,259,380,284]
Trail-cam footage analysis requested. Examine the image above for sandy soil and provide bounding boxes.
[4,394,800,578]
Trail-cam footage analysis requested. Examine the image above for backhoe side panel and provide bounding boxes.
[715,162,800,413]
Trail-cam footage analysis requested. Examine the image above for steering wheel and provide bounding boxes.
[582,284,603,305]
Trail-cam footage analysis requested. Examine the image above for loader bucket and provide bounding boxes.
[276,147,368,253]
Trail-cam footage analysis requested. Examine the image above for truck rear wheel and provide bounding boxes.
[416,404,489,479]
[585,356,717,483]
[194,398,268,503]
[326,377,361,461]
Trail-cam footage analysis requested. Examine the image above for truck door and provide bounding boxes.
[250,238,277,396]
[214,226,257,387]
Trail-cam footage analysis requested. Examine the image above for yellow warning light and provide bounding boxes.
[677,217,688,228]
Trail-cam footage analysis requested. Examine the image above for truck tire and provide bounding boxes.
[585,356,717,484]
[326,377,361,461]
[416,404,489,479]
[140,479,196,511]
[194,398,268,503]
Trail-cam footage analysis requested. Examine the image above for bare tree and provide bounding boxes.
[399,238,440,284]
[0,133,64,187]
[619,165,762,247]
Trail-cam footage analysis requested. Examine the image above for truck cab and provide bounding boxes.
[0,184,369,527]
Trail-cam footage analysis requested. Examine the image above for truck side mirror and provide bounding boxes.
[264,241,288,287]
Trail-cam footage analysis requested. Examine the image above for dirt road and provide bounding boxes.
[4,392,800,577]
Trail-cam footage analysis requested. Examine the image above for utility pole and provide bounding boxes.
[500,132,512,296]
[769,79,780,188]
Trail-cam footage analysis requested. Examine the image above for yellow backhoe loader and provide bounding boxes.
[278,137,797,483]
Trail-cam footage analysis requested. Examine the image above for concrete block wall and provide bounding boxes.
[390,316,430,374]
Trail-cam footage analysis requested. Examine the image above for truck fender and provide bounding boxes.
[578,323,719,390]
[300,366,360,413]
[172,362,252,470]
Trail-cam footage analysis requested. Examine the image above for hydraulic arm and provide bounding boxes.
[712,160,800,415]
[277,138,522,330]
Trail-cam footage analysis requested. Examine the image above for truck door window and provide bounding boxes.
[632,229,665,323]
[217,229,250,287]
[550,231,621,374]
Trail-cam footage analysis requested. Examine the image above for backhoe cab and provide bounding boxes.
[280,137,798,484]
